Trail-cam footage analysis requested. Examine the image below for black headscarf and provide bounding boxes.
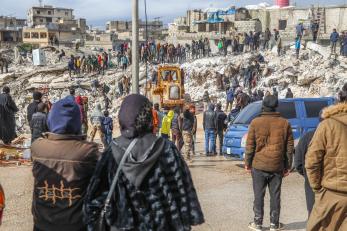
[119,94,153,139]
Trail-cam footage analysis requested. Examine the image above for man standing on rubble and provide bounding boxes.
[296,22,305,39]
[330,29,340,54]
[263,28,272,50]
[245,95,294,231]
[311,20,319,42]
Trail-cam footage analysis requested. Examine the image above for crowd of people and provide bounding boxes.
[0,80,347,230]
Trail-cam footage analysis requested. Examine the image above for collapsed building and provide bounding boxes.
[168,2,347,44]
[0,16,26,44]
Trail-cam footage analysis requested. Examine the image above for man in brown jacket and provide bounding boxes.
[305,84,347,231]
[31,97,99,231]
[245,95,294,231]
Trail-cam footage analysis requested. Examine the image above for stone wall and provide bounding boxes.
[234,20,262,33]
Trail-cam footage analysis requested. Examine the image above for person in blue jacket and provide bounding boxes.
[330,29,340,54]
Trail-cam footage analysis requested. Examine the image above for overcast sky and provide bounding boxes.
[1,0,346,28]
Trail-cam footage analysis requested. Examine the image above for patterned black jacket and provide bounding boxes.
[84,138,204,231]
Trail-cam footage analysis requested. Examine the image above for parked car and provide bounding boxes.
[223,97,335,159]
[0,183,4,225]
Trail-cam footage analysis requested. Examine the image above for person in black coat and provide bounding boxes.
[30,103,48,143]
[215,103,227,155]
[295,130,315,216]
[27,91,42,124]
[84,94,204,231]
[0,86,19,144]
[285,88,294,98]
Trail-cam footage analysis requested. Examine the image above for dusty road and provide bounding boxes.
[0,114,308,231]
[0,153,308,231]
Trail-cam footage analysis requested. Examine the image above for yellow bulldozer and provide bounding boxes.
[146,65,185,109]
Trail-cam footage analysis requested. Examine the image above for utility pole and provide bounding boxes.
[131,0,139,94]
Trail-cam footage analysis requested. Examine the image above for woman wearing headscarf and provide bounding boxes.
[84,94,204,231]
[0,86,18,144]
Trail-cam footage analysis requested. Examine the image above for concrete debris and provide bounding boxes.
[1,43,347,137]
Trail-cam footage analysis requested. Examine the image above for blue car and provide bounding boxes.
[223,97,335,159]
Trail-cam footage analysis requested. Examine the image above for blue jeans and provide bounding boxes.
[204,129,216,154]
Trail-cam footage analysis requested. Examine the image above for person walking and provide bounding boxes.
[295,37,301,59]
[30,103,48,143]
[226,87,234,112]
[203,104,217,156]
[305,83,347,231]
[101,110,113,147]
[245,95,294,231]
[84,94,204,231]
[285,88,294,98]
[330,29,339,54]
[215,103,227,156]
[160,110,174,139]
[31,97,99,231]
[182,105,195,163]
[203,90,210,111]
[0,86,18,145]
[295,128,317,217]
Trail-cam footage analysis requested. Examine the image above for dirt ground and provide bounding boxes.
[0,114,308,231]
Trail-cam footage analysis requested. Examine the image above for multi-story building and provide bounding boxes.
[27,5,74,27]
[24,5,87,47]
[0,16,26,43]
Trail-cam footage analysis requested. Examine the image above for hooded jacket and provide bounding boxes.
[84,133,204,231]
[306,103,347,193]
[161,110,174,135]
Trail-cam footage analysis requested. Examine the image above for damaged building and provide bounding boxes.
[168,2,347,43]
[0,16,26,44]
[23,5,87,47]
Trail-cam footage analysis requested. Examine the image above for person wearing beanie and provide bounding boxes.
[245,95,294,231]
[31,97,99,231]
[27,91,42,124]
[305,83,347,231]
[89,103,104,143]
[84,94,204,230]
[0,86,18,144]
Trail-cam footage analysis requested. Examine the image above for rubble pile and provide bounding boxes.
[0,43,346,136]
[182,44,347,103]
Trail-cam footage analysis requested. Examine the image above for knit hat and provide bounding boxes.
[262,95,278,112]
[47,97,82,135]
[119,94,153,139]
[33,91,43,101]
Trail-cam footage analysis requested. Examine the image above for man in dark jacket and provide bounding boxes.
[263,28,272,50]
[295,130,316,216]
[0,86,18,144]
[84,94,204,231]
[226,87,234,112]
[27,91,42,124]
[182,105,195,162]
[285,88,294,98]
[215,103,227,155]
[245,95,294,231]
[202,90,210,111]
[311,20,319,42]
[330,29,339,54]
[31,97,99,231]
[203,104,217,155]
[30,103,48,143]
